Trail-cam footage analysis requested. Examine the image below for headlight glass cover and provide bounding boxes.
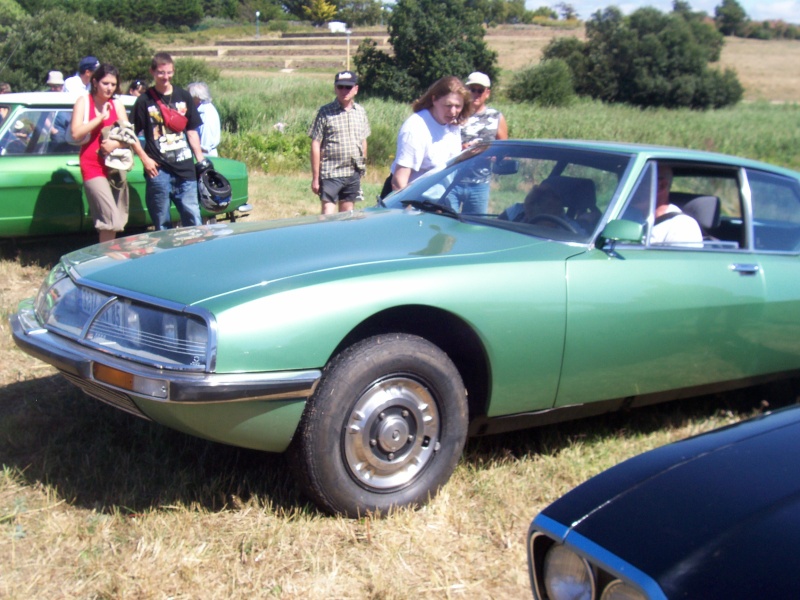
[34,263,210,371]
[543,545,595,600]
[600,580,647,600]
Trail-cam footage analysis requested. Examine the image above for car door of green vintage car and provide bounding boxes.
[556,245,766,406]
[555,163,778,407]
[0,106,150,237]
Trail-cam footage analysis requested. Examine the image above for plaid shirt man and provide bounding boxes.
[308,100,370,179]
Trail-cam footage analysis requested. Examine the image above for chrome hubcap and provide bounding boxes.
[344,376,440,490]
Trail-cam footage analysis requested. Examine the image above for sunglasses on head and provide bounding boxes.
[469,86,486,94]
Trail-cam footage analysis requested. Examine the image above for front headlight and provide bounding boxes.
[600,580,647,600]
[86,300,208,368]
[543,545,595,600]
[34,262,211,371]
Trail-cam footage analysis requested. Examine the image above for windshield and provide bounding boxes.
[382,142,634,243]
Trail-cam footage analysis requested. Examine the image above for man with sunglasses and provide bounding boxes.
[308,71,371,214]
[446,72,508,215]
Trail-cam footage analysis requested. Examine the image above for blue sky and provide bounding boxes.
[526,0,800,22]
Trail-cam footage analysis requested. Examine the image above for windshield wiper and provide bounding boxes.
[401,199,460,218]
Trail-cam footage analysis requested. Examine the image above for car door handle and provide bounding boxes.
[729,263,760,275]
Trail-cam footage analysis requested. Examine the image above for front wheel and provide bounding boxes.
[290,334,468,516]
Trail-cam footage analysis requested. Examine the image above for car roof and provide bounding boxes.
[492,139,800,180]
[0,91,137,108]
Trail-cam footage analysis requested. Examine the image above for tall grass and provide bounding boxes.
[211,75,800,175]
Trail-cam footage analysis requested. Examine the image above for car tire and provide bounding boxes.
[290,333,468,517]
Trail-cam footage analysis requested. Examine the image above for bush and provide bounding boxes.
[542,5,741,110]
[507,59,576,107]
[354,0,498,102]
[0,8,153,92]
[0,0,25,35]
[354,39,420,103]
[172,58,221,88]
[266,20,290,32]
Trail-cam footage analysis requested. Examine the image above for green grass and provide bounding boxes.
[212,75,800,175]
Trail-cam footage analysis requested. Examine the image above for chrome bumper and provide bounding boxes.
[10,306,321,419]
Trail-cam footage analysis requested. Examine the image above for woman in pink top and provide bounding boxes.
[71,64,139,243]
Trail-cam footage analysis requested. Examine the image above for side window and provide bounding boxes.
[0,111,38,155]
[0,108,80,156]
[748,169,800,252]
[47,109,80,155]
[619,162,743,249]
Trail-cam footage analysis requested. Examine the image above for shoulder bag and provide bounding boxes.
[148,88,188,132]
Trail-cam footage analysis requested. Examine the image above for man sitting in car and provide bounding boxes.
[650,165,703,245]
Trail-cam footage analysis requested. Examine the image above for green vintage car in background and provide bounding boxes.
[11,140,800,516]
[0,92,250,237]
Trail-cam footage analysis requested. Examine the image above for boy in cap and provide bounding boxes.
[308,70,370,214]
[64,56,99,94]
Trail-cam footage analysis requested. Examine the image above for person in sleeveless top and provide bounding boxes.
[71,63,140,243]
[445,72,509,215]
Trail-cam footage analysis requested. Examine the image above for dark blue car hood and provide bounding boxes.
[541,404,800,598]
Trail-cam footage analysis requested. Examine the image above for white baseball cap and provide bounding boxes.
[464,72,491,88]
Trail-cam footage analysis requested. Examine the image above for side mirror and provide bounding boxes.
[599,219,645,245]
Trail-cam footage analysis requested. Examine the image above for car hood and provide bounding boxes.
[541,404,800,598]
[63,209,556,306]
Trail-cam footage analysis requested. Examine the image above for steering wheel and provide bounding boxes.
[1,139,26,155]
[527,213,581,234]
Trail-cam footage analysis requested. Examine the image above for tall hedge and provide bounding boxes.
[0,8,153,92]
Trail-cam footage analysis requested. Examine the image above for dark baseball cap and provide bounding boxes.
[334,71,358,86]
[79,56,100,73]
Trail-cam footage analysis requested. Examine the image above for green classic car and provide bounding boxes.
[0,92,250,237]
[10,140,800,516]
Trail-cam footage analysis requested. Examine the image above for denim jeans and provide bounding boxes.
[444,182,490,215]
[145,169,201,230]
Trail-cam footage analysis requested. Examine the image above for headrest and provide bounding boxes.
[670,193,721,230]
[542,176,597,214]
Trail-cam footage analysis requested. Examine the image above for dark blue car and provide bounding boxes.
[528,403,800,600]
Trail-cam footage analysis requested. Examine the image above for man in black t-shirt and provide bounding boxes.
[133,52,206,230]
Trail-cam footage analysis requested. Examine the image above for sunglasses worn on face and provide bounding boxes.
[469,87,486,94]
[336,85,354,90]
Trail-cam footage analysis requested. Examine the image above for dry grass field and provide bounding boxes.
[1,217,788,600]
[486,25,800,102]
[1,28,799,600]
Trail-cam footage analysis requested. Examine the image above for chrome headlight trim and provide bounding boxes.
[34,261,218,372]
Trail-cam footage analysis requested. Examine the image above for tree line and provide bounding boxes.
[0,0,581,32]
[0,0,792,110]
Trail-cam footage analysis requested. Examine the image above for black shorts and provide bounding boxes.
[319,173,363,204]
